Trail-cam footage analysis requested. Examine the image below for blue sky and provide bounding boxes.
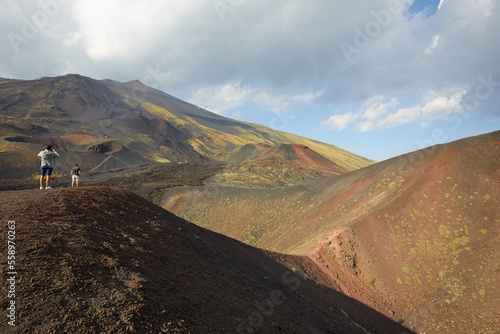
[0,0,498,161]
[408,0,440,16]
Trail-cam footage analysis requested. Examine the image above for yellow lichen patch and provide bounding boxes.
[147,153,171,163]
[413,208,426,217]
[0,142,38,168]
[439,225,451,237]
[141,102,177,120]
[455,236,470,246]
[136,133,154,143]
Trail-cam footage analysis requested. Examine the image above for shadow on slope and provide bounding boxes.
[160,130,500,334]
[0,187,413,333]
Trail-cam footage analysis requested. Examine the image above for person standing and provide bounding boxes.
[38,145,60,189]
[71,163,81,187]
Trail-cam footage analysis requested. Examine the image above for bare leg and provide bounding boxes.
[40,175,45,188]
[46,175,51,188]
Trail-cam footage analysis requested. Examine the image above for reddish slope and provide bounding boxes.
[228,143,347,174]
[0,187,411,333]
[290,144,347,174]
[161,130,500,333]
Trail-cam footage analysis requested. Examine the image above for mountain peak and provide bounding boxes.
[43,73,92,83]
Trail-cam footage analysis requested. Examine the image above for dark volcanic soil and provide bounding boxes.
[0,187,412,333]
[0,164,224,195]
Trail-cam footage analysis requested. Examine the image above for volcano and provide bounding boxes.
[0,74,373,180]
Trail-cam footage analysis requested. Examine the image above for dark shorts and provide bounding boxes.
[40,166,53,176]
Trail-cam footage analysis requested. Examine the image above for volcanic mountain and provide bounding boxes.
[161,130,500,334]
[0,74,373,181]
[0,187,412,333]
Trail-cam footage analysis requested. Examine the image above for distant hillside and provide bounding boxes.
[105,78,373,169]
[0,77,19,83]
[0,74,374,179]
[0,187,411,333]
[161,130,500,334]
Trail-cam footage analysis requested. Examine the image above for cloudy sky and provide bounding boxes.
[1,0,499,161]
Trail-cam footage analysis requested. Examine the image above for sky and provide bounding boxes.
[0,0,499,161]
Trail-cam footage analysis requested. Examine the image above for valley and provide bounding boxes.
[160,131,500,333]
[0,74,498,333]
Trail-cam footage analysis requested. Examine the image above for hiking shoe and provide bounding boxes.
[46,186,53,189]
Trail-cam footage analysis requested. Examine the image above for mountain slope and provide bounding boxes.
[0,74,373,180]
[0,74,208,178]
[160,130,500,334]
[103,78,374,169]
[0,187,412,333]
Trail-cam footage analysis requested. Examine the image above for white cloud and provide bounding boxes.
[321,112,359,131]
[253,91,322,114]
[353,90,466,132]
[437,0,446,11]
[253,92,286,114]
[188,83,322,116]
[362,96,399,119]
[291,92,323,103]
[71,0,209,61]
[62,32,82,46]
[0,0,498,136]
[424,35,440,53]
[189,83,254,114]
